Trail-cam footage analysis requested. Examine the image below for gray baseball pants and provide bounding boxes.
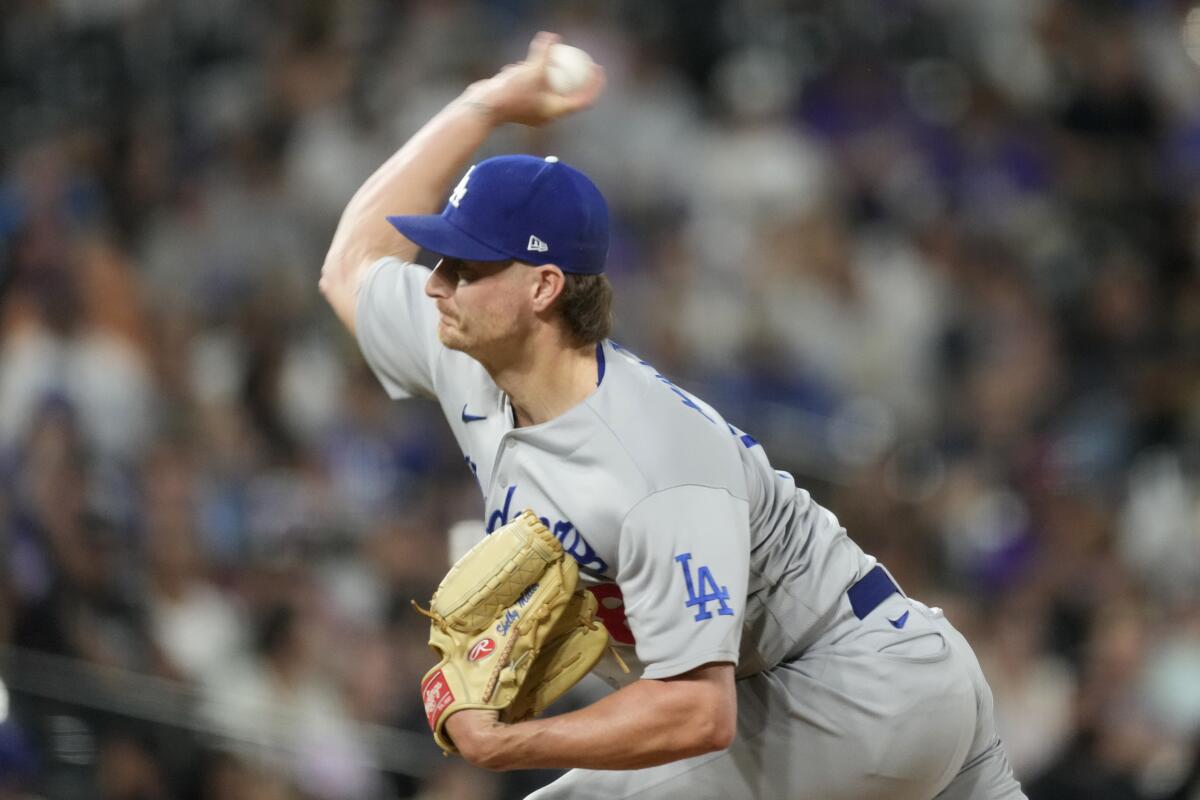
[526,594,1026,800]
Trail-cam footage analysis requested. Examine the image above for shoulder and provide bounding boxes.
[584,342,748,500]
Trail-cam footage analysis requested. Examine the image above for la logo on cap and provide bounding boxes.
[386,154,609,275]
[449,165,475,208]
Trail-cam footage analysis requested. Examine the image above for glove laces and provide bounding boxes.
[410,600,448,631]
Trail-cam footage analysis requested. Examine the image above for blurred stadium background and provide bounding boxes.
[2,0,1200,798]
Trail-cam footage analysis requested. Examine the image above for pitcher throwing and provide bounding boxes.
[319,31,1027,800]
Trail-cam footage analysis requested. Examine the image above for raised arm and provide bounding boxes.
[318,31,605,333]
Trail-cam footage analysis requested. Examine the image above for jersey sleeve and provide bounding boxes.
[617,485,750,680]
[354,257,441,400]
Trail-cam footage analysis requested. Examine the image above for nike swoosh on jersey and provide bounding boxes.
[461,404,487,423]
[888,610,910,629]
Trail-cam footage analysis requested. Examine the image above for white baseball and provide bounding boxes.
[546,43,595,95]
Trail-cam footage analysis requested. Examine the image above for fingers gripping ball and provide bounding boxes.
[546,44,595,95]
[415,510,609,753]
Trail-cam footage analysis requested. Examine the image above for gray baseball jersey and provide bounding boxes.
[357,257,874,682]
[357,257,1026,799]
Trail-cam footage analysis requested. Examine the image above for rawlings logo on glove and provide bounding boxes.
[413,509,613,754]
[421,670,455,730]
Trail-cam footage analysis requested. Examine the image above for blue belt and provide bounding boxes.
[847,565,901,620]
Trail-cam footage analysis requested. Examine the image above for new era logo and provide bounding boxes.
[527,235,549,253]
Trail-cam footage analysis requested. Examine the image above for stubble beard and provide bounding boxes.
[438,316,490,360]
[439,314,525,367]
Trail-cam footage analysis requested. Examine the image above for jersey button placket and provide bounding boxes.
[499,438,517,484]
[489,435,517,496]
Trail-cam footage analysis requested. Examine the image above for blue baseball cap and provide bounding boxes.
[387,155,609,275]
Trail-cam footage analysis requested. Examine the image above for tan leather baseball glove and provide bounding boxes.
[415,510,610,754]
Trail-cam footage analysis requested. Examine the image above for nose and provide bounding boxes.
[425,260,453,299]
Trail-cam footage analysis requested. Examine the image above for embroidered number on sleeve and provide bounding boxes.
[675,553,735,622]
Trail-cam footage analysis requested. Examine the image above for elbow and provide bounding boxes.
[319,252,357,312]
[681,684,736,756]
[318,256,359,333]
[701,708,736,753]
[318,256,341,299]
[675,712,734,759]
[711,714,737,751]
[662,663,737,757]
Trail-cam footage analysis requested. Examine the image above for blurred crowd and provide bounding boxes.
[1,0,1199,798]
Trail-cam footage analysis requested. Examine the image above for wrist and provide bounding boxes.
[457,83,503,126]
[446,710,513,770]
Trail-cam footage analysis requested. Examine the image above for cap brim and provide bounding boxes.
[386,214,512,262]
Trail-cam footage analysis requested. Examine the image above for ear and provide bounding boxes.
[529,264,566,313]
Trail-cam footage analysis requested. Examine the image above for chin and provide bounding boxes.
[437,320,463,347]
[438,328,474,354]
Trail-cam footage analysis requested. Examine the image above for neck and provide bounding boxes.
[482,332,599,427]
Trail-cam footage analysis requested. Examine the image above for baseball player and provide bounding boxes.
[320,32,1027,800]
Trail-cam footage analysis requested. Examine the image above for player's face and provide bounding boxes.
[425,257,537,356]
